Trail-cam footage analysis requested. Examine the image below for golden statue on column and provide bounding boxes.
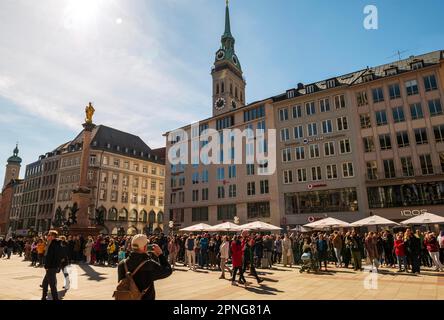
[85,102,95,124]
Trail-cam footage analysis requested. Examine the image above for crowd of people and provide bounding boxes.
[2,227,444,299]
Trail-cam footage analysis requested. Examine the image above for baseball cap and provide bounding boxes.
[131,234,148,251]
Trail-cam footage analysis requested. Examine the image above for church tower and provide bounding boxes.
[3,144,22,189]
[211,0,246,116]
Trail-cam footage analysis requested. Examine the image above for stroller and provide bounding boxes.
[299,249,319,273]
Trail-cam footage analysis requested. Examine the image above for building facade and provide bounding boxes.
[165,2,444,229]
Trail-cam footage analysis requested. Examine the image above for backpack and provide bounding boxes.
[113,260,150,300]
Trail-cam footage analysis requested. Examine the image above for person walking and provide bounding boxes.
[241,232,263,285]
[282,234,293,268]
[230,235,244,285]
[58,236,71,290]
[394,232,408,272]
[168,237,180,270]
[424,232,444,271]
[332,231,343,267]
[186,235,196,271]
[41,230,61,300]
[219,236,231,279]
[116,234,172,300]
[347,231,362,271]
[405,229,422,274]
[262,235,273,269]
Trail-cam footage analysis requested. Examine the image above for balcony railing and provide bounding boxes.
[365,167,444,182]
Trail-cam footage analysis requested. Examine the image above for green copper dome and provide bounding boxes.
[7,144,22,164]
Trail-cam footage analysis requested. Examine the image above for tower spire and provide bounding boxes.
[224,0,232,38]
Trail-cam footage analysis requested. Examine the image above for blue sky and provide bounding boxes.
[0,0,443,181]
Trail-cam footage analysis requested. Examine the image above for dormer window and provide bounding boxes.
[362,74,374,83]
[116,146,120,151]
[385,67,398,76]
[326,79,336,89]
[133,150,137,155]
[107,143,111,149]
[306,85,315,94]
[92,141,97,146]
[411,60,424,70]
[287,90,295,99]
[125,147,129,153]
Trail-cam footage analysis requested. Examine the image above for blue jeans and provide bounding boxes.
[397,255,408,270]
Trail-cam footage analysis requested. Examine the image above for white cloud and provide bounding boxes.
[0,0,210,149]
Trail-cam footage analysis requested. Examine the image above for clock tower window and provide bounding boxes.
[221,82,225,93]
[235,87,238,99]
[216,84,220,95]
[230,83,233,95]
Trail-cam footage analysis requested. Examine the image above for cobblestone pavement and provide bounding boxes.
[1,255,444,300]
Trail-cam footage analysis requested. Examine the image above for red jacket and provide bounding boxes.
[394,239,406,257]
[230,241,243,267]
[425,238,440,252]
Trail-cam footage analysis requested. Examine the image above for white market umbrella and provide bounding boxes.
[291,226,310,233]
[400,212,444,225]
[304,217,350,229]
[179,223,212,232]
[207,222,244,232]
[238,221,282,231]
[351,215,399,227]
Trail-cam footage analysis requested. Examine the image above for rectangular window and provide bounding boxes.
[111,190,118,201]
[283,170,293,184]
[311,167,322,181]
[216,115,235,130]
[424,75,438,92]
[132,177,139,188]
[396,131,410,148]
[401,157,414,177]
[122,192,128,203]
[217,205,237,221]
[217,167,225,180]
[383,159,396,178]
[309,144,320,159]
[260,180,269,194]
[247,182,256,196]
[295,146,305,160]
[305,101,316,115]
[292,105,302,118]
[320,98,330,112]
[228,165,236,179]
[356,91,368,106]
[388,83,401,99]
[342,162,354,178]
[246,164,255,176]
[372,87,384,103]
[360,114,371,129]
[440,153,444,172]
[339,139,351,154]
[326,164,338,180]
[405,79,419,96]
[334,94,346,109]
[415,128,428,145]
[297,168,307,182]
[192,207,208,222]
[279,108,289,121]
[202,188,209,201]
[410,103,423,120]
[102,156,109,166]
[192,190,199,202]
[366,161,378,180]
[420,154,434,175]
[434,125,444,143]
[217,186,225,199]
[379,134,392,150]
[124,161,130,169]
[247,201,270,219]
[228,184,237,198]
[363,137,375,152]
[151,181,156,190]
[244,105,265,122]
[201,170,209,183]
[141,194,147,204]
[337,117,348,131]
[322,120,333,134]
[392,106,405,123]
[324,141,335,156]
[307,123,317,136]
[376,110,387,126]
[280,128,290,141]
[99,189,107,200]
[428,99,443,116]
[282,148,292,162]
[294,125,303,139]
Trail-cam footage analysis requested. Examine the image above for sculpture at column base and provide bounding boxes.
[72,186,92,194]
[58,226,102,238]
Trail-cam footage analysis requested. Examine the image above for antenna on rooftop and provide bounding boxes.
[387,49,409,61]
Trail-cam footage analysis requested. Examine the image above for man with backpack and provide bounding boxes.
[115,234,172,300]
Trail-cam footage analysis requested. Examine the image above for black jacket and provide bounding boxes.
[44,240,62,269]
[117,252,172,300]
[405,235,422,256]
[59,242,70,269]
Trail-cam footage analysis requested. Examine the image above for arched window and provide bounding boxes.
[157,211,164,224]
[108,207,117,221]
[118,208,128,221]
[216,84,219,95]
[148,210,156,224]
[141,210,148,223]
[221,82,225,93]
[98,206,106,220]
[129,209,138,222]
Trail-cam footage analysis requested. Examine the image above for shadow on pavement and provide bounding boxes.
[78,263,108,282]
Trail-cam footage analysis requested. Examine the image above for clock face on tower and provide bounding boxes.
[215,98,226,110]
[216,49,225,61]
